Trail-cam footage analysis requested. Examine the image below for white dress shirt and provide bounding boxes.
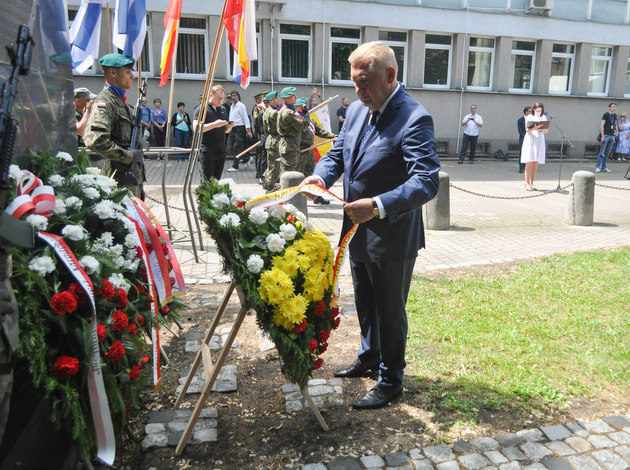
[229,101,250,128]
[462,113,483,136]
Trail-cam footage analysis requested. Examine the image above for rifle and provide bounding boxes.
[0,25,35,249]
[125,77,147,186]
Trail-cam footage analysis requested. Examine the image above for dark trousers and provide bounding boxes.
[153,126,166,147]
[350,256,416,389]
[459,133,478,161]
[228,125,246,168]
[201,146,226,181]
[255,144,267,179]
[174,128,189,160]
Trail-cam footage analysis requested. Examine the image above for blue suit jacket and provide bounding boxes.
[518,116,526,148]
[313,85,440,263]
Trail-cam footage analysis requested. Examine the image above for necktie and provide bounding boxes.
[358,110,380,154]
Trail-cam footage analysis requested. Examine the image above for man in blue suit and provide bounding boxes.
[303,41,440,409]
[517,106,532,173]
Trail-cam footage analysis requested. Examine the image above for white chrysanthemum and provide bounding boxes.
[211,193,230,209]
[246,254,264,274]
[268,204,286,220]
[97,232,114,247]
[113,256,125,269]
[55,151,73,162]
[248,207,269,225]
[123,258,140,271]
[124,233,139,249]
[231,190,252,206]
[48,174,64,187]
[94,175,114,194]
[26,214,48,231]
[83,187,99,199]
[126,247,138,260]
[279,223,297,241]
[120,216,137,234]
[28,256,55,276]
[303,220,314,233]
[283,203,297,214]
[65,196,82,209]
[51,198,66,215]
[79,255,99,274]
[110,244,124,256]
[217,178,235,189]
[9,165,22,180]
[219,212,240,228]
[85,167,101,175]
[93,200,116,219]
[294,210,307,223]
[61,224,85,241]
[108,273,129,292]
[266,233,286,253]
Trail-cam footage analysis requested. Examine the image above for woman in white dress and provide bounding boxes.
[521,102,548,191]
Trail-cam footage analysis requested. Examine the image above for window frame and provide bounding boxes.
[227,21,261,82]
[508,39,536,94]
[328,26,361,85]
[466,36,495,91]
[423,33,452,89]
[174,16,209,80]
[278,22,312,83]
[586,45,613,97]
[549,42,575,96]
[378,30,408,85]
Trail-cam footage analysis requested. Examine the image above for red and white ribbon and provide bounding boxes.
[37,232,115,466]
[5,171,55,218]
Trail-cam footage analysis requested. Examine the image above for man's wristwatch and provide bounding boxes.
[371,199,380,218]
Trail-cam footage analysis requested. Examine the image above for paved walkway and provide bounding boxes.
[144,157,630,283]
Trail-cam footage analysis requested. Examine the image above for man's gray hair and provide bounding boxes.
[348,41,398,74]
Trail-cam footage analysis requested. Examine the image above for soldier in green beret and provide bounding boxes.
[262,90,282,189]
[277,87,311,179]
[83,53,146,197]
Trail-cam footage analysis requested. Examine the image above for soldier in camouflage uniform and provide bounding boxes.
[277,87,310,175]
[83,53,145,197]
[262,91,282,190]
[295,97,336,177]
[0,250,17,442]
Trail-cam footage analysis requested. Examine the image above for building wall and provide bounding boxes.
[70,0,630,157]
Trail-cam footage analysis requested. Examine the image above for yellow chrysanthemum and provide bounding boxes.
[273,294,308,330]
[259,268,293,305]
[303,268,328,302]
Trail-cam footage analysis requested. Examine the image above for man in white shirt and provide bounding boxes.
[458,105,483,164]
[227,90,253,172]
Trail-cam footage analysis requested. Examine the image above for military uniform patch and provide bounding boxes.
[97,101,107,108]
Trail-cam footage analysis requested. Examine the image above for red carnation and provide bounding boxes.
[237,201,244,208]
[314,300,325,317]
[145,242,153,253]
[136,314,144,326]
[50,291,78,316]
[332,317,341,330]
[312,358,324,371]
[111,310,129,332]
[97,280,115,300]
[135,246,143,259]
[308,338,318,353]
[328,306,340,321]
[97,324,107,342]
[161,243,169,255]
[170,277,176,286]
[292,318,307,334]
[288,214,294,223]
[105,341,125,362]
[127,323,138,335]
[135,283,146,294]
[51,356,80,379]
[319,329,330,343]
[142,355,149,364]
[68,282,88,304]
[162,305,171,315]
[318,342,328,354]
[127,365,141,381]
[115,289,128,308]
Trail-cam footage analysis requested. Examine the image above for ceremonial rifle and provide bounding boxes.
[126,77,147,185]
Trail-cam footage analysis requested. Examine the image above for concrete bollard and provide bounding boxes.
[280,171,308,217]
[426,171,450,230]
[565,171,595,226]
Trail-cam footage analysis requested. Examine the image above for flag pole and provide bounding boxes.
[308,95,338,115]
[164,18,180,148]
[106,2,112,54]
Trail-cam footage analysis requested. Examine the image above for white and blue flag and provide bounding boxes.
[69,0,104,73]
[113,0,147,61]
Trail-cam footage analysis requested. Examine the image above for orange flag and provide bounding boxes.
[159,0,182,87]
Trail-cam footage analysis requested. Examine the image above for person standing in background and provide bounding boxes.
[336,97,350,133]
[517,106,532,173]
[596,103,618,173]
[616,112,629,161]
[151,98,167,147]
[172,102,192,161]
[458,105,483,164]
[521,102,548,191]
[227,90,253,172]
[140,97,152,145]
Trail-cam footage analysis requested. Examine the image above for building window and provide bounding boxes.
[229,21,260,81]
[329,27,360,82]
[176,17,208,78]
[423,34,451,88]
[467,37,494,90]
[509,40,535,93]
[625,60,630,97]
[279,23,311,81]
[378,30,407,83]
[587,46,612,96]
[549,43,574,94]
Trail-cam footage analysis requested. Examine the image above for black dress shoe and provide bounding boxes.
[314,196,330,205]
[333,358,379,378]
[352,385,402,410]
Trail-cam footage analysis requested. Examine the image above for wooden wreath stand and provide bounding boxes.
[173,278,329,455]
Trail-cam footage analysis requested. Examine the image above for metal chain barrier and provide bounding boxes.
[145,193,187,212]
[595,182,630,191]
[449,182,573,200]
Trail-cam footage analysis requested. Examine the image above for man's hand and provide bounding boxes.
[300,175,324,200]
[247,129,253,139]
[344,198,375,224]
[131,149,144,163]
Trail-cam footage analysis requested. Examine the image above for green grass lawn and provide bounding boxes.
[406,248,630,416]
